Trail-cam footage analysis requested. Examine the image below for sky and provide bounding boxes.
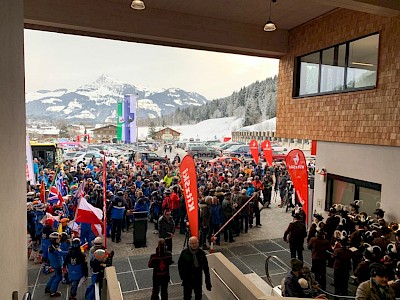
[24,29,279,100]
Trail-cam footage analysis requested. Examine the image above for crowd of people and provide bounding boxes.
[282,203,400,299]
[26,147,293,298]
[26,144,400,299]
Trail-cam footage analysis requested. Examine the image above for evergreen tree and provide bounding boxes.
[148,121,157,139]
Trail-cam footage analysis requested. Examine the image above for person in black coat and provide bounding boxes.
[178,236,212,300]
[284,213,307,261]
[148,239,173,300]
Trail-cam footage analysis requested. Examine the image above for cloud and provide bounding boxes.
[24,29,279,99]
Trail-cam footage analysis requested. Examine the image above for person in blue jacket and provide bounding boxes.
[45,232,68,297]
[64,238,88,300]
[210,197,222,246]
[108,191,126,243]
[41,218,55,264]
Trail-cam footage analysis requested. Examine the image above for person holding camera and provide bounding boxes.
[178,236,212,300]
[356,263,395,300]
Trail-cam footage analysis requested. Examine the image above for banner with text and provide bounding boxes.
[261,140,273,166]
[249,139,259,164]
[285,149,309,223]
[117,101,123,142]
[126,94,137,144]
[180,155,199,238]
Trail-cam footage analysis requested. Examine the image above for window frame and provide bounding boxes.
[293,32,380,98]
[325,173,381,211]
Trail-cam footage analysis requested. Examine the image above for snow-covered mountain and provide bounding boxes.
[25,74,209,123]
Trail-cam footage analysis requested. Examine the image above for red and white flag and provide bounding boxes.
[75,197,103,225]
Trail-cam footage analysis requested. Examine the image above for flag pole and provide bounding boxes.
[46,167,61,202]
[102,156,107,249]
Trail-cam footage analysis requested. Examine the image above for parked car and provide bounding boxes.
[223,144,251,158]
[134,151,169,163]
[74,151,118,166]
[215,142,243,152]
[187,146,219,159]
[62,151,81,161]
[272,151,287,162]
[271,143,289,152]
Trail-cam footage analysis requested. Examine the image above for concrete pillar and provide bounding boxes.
[0,0,27,298]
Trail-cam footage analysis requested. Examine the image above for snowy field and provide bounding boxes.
[137,116,276,141]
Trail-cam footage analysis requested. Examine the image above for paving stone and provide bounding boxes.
[117,272,137,293]
[226,256,252,274]
[134,269,153,289]
[228,245,259,256]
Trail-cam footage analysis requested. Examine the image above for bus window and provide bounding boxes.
[30,142,63,170]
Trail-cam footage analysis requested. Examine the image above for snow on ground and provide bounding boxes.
[240,117,276,132]
[137,116,276,141]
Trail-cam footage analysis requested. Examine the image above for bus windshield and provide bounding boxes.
[30,142,63,170]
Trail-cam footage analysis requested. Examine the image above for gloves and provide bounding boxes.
[205,280,212,291]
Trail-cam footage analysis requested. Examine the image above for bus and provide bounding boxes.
[30,142,63,170]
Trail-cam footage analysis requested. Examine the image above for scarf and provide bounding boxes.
[372,279,391,300]
[189,247,199,268]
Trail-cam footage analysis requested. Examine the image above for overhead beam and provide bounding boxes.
[308,0,400,17]
[24,0,288,58]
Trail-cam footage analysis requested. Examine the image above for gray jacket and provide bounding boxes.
[356,279,395,300]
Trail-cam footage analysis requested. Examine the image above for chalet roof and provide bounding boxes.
[91,124,117,132]
[154,127,181,135]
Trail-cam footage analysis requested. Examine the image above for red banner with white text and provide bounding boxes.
[249,139,259,164]
[261,140,273,166]
[103,156,107,248]
[180,155,199,238]
[285,149,309,223]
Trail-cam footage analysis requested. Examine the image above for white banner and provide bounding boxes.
[26,134,35,185]
[126,94,137,144]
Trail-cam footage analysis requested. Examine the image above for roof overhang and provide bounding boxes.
[24,0,400,58]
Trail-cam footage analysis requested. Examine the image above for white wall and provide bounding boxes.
[313,141,400,222]
[0,0,28,298]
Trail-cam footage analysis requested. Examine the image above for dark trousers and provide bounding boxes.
[151,279,168,300]
[263,189,272,206]
[334,269,349,296]
[165,238,173,253]
[111,219,123,241]
[183,284,202,300]
[311,259,327,290]
[200,226,209,247]
[289,243,304,261]
[223,222,234,242]
[209,224,220,244]
[239,215,249,233]
[253,202,261,226]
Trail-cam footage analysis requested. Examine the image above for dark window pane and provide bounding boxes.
[320,45,346,92]
[299,52,319,95]
[347,34,379,88]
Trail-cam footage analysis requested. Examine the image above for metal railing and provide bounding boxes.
[211,268,240,300]
[22,293,32,300]
[264,255,287,288]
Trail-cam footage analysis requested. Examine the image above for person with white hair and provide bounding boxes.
[178,236,212,299]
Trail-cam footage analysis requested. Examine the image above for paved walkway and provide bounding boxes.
[28,146,324,299]
[29,196,295,299]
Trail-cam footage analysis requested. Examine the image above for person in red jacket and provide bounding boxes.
[148,239,173,300]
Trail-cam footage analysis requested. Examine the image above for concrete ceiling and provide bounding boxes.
[24,0,400,58]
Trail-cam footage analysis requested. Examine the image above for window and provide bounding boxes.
[326,174,381,216]
[295,33,379,97]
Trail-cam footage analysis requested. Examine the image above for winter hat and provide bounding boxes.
[290,258,303,272]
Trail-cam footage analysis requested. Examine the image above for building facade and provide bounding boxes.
[91,124,117,143]
[154,127,181,141]
[276,9,400,221]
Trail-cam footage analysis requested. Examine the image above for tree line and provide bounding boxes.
[140,75,278,127]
